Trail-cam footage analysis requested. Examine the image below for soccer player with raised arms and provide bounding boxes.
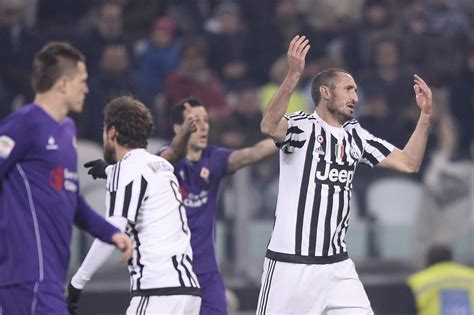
[257,35,432,314]
[0,42,132,315]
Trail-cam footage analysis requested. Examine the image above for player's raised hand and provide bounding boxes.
[287,35,310,77]
[182,103,198,134]
[111,232,133,263]
[413,74,432,115]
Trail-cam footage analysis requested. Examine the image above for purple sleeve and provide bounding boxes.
[74,194,119,244]
[156,144,170,156]
[212,146,235,177]
[0,114,32,178]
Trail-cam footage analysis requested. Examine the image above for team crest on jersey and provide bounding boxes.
[335,144,345,160]
[313,144,325,156]
[350,147,360,159]
[0,135,15,158]
[200,167,210,183]
[317,135,324,143]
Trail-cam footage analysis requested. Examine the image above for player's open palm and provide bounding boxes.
[287,35,310,76]
[413,74,432,115]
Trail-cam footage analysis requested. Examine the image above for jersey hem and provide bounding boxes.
[266,249,349,264]
[131,287,201,297]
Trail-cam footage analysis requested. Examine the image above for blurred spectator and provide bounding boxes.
[407,245,474,315]
[260,56,309,114]
[249,0,324,83]
[0,0,38,105]
[205,2,251,90]
[137,16,180,101]
[398,0,469,84]
[79,43,145,143]
[162,36,229,138]
[413,99,472,265]
[448,44,473,158]
[214,81,264,148]
[342,0,397,73]
[36,0,89,31]
[359,36,415,121]
[299,0,365,32]
[77,1,133,74]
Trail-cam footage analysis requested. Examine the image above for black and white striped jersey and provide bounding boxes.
[266,111,394,264]
[106,149,200,295]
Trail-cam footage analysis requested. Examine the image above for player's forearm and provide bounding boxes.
[162,131,191,163]
[228,139,277,172]
[71,239,116,289]
[261,73,300,135]
[401,112,431,172]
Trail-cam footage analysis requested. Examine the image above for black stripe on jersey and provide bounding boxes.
[134,177,148,223]
[322,186,335,256]
[286,139,306,149]
[336,193,351,253]
[130,225,144,290]
[180,255,197,287]
[308,183,322,256]
[343,119,358,127]
[172,255,185,286]
[295,124,316,255]
[331,189,345,255]
[287,126,304,135]
[115,162,121,191]
[308,127,326,255]
[367,139,391,156]
[108,191,117,217]
[142,297,150,315]
[351,129,364,154]
[170,181,189,234]
[122,181,133,218]
[288,111,307,119]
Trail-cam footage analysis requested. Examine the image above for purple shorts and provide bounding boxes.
[0,281,67,315]
[197,271,227,315]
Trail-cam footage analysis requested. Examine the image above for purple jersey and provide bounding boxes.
[0,104,119,288]
[167,145,234,274]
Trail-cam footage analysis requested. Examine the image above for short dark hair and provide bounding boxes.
[310,68,351,106]
[32,42,85,93]
[426,245,452,267]
[104,96,154,148]
[170,97,205,125]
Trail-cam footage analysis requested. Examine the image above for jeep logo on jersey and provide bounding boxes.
[315,163,355,187]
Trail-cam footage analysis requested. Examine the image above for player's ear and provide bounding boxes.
[56,76,68,93]
[320,86,331,100]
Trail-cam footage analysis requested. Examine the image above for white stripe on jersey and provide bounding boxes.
[105,149,199,293]
[268,112,394,264]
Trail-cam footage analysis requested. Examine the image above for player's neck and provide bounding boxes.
[115,145,134,161]
[34,93,68,122]
[186,145,202,162]
[315,105,342,128]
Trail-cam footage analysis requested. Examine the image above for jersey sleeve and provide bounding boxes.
[106,161,148,224]
[277,111,309,154]
[212,146,235,177]
[357,125,395,167]
[74,194,119,244]
[0,114,32,178]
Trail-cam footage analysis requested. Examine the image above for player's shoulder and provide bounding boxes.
[124,149,174,174]
[342,119,361,131]
[285,111,312,121]
[5,104,38,124]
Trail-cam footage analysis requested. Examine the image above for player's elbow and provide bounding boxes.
[260,119,275,136]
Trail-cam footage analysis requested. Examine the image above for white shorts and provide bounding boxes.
[256,258,373,315]
[126,295,201,314]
